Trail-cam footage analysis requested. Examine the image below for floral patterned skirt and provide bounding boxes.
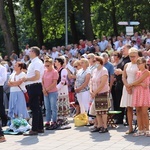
[57,85,70,118]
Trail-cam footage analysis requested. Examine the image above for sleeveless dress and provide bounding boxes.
[120,63,138,107]
[132,70,150,107]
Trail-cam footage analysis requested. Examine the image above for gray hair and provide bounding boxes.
[100,52,109,58]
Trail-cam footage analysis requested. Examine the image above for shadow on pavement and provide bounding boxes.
[123,134,150,146]
[16,136,39,145]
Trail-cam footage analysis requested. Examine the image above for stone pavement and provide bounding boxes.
[1,118,150,150]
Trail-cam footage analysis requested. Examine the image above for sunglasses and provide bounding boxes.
[74,66,78,68]
[87,58,91,59]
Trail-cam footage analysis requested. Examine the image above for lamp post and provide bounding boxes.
[65,0,68,46]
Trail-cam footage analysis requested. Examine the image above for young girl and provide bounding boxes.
[129,57,150,136]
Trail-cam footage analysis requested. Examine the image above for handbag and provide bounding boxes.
[74,113,88,127]
[95,92,110,111]
[18,86,29,103]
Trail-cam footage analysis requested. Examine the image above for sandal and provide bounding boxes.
[133,130,144,137]
[99,127,108,133]
[126,130,134,134]
[145,130,150,137]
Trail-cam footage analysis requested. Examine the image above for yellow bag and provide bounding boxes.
[74,113,88,127]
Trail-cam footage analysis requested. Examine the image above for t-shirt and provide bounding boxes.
[43,68,59,93]
[9,72,26,92]
[90,67,109,94]
[104,61,114,82]
[75,68,91,92]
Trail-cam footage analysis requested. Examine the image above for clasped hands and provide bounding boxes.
[42,88,48,96]
[126,82,148,95]
[90,91,97,99]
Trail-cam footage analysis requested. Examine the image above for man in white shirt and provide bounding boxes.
[99,36,108,52]
[23,46,44,136]
[51,47,59,60]
[24,44,30,56]
[0,63,7,142]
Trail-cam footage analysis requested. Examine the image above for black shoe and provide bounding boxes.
[23,130,38,136]
[38,129,44,133]
[44,123,50,128]
[90,127,100,132]
[99,128,108,133]
[45,123,58,130]
[124,122,129,126]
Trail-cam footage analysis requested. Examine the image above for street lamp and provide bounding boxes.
[65,0,68,46]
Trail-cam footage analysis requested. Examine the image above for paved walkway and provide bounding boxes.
[1,118,150,150]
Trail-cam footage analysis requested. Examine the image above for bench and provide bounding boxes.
[107,111,122,128]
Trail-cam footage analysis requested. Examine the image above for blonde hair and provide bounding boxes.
[80,58,89,67]
[129,47,138,54]
[73,60,81,67]
[44,58,53,64]
[87,53,95,59]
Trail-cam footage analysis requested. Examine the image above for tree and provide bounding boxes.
[83,0,94,40]
[68,0,79,44]
[33,0,44,48]
[0,0,14,56]
[7,0,19,55]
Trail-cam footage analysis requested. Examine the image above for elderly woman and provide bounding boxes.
[87,53,97,71]
[8,62,29,119]
[42,58,59,129]
[75,58,91,114]
[71,60,83,116]
[90,56,109,133]
[111,51,122,111]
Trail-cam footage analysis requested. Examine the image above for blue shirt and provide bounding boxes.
[104,61,114,82]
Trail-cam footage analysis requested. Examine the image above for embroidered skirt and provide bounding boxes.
[57,85,70,117]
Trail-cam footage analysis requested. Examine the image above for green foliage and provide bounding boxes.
[91,0,150,38]
[0,0,150,54]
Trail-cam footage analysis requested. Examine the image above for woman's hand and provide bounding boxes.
[75,87,81,93]
[126,86,132,94]
[141,83,148,88]
[114,68,122,75]
[42,88,48,96]
[90,91,96,99]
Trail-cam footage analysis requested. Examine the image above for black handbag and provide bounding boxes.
[95,92,110,111]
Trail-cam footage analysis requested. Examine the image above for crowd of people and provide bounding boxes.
[0,30,150,142]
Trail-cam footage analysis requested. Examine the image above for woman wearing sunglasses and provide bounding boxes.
[42,58,59,129]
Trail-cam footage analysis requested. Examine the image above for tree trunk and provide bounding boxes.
[0,0,14,56]
[33,0,44,48]
[83,0,94,41]
[68,0,79,44]
[111,0,118,36]
[7,0,20,55]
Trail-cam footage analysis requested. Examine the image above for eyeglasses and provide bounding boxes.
[45,65,50,67]
[74,66,78,68]
[113,55,117,56]
[87,58,91,59]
